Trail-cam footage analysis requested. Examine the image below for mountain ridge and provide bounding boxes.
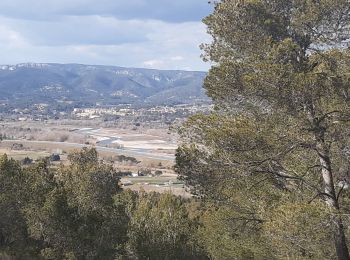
[0,63,209,108]
[0,63,207,73]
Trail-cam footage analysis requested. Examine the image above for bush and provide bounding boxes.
[155,170,163,176]
[50,154,60,162]
[22,157,33,165]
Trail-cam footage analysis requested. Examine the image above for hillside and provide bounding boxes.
[0,63,208,108]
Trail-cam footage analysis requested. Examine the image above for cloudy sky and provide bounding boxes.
[0,0,213,71]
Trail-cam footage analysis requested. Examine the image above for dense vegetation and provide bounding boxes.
[1,147,349,259]
[176,0,350,259]
[0,148,207,259]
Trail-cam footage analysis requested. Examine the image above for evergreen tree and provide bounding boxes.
[176,1,350,259]
[123,192,207,260]
[0,155,38,257]
[22,149,128,259]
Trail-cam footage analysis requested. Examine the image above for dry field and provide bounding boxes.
[0,120,188,196]
[121,175,190,198]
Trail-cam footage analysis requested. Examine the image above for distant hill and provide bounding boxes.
[0,63,209,108]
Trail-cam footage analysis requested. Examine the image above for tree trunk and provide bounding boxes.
[333,216,350,260]
[316,137,350,260]
[305,104,350,259]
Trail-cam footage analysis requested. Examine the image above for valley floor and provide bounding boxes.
[0,120,188,195]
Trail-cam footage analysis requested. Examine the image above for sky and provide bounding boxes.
[0,0,213,71]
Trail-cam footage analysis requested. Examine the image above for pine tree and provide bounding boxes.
[177,1,350,258]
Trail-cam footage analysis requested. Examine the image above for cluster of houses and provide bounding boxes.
[71,104,213,120]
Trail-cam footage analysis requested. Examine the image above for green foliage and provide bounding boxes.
[59,148,122,215]
[50,154,60,162]
[0,154,39,257]
[263,202,335,259]
[123,192,207,260]
[199,205,274,260]
[0,149,130,259]
[0,150,209,260]
[67,147,98,167]
[176,0,350,259]
[115,155,139,164]
[21,156,33,165]
[154,170,163,176]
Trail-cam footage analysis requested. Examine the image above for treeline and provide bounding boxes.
[0,148,206,259]
[1,147,349,259]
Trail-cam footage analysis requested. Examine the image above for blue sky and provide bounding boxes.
[0,0,213,71]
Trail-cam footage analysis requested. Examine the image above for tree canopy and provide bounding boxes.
[177,0,350,259]
[0,149,206,259]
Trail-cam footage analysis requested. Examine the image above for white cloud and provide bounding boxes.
[171,56,184,61]
[0,8,212,70]
[0,24,28,48]
[143,59,164,68]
